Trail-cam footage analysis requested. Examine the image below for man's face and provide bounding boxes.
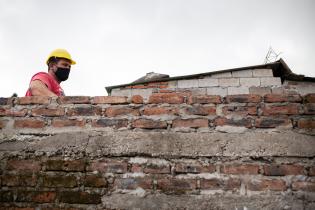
[55,58,71,70]
[51,58,72,82]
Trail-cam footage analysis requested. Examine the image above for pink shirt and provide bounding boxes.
[25,72,65,96]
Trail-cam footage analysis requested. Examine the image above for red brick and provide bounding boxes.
[149,93,184,104]
[2,174,37,187]
[220,164,259,175]
[114,177,152,190]
[264,94,302,103]
[255,117,291,128]
[67,106,102,116]
[45,159,85,171]
[304,103,315,115]
[248,179,287,191]
[57,96,90,104]
[200,178,240,190]
[0,119,7,129]
[31,107,65,116]
[6,159,41,172]
[172,118,208,128]
[297,118,315,129]
[51,119,85,127]
[143,164,170,174]
[175,163,215,174]
[131,95,144,104]
[42,175,77,187]
[214,117,252,128]
[304,94,315,103]
[262,104,300,115]
[92,119,128,128]
[32,191,56,203]
[0,108,28,117]
[132,119,167,129]
[263,165,304,176]
[18,96,51,105]
[184,105,216,116]
[131,164,143,173]
[14,119,45,128]
[222,106,257,116]
[105,107,139,117]
[157,178,196,193]
[84,175,107,187]
[143,107,179,115]
[1,174,19,186]
[58,191,101,204]
[87,159,127,173]
[292,181,315,192]
[92,96,128,104]
[309,167,315,176]
[225,94,261,103]
[188,95,221,104]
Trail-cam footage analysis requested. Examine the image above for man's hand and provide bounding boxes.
[29,80,57,97]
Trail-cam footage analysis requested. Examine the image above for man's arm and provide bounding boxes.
[29,80,57,97]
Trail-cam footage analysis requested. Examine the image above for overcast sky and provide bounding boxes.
[0,0,314,97]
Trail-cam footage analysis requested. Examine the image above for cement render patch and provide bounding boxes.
[0,130,314,158]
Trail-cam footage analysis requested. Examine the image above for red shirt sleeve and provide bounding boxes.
[31,72,53,90]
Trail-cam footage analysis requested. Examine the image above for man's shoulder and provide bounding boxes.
[31,72,50,79]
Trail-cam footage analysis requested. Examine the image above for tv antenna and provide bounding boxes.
[264,47,282,64]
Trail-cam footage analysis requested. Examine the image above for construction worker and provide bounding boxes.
[25,49,76,96]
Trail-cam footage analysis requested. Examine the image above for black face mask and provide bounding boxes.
[55,67,70,81]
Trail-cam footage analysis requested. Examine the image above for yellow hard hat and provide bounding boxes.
[46,48,76,65]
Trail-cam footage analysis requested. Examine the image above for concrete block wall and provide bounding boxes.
[0,93,315,209]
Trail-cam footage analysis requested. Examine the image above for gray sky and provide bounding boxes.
[0,0,314,97]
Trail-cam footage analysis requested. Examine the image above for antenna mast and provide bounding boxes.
[264,47,282,64]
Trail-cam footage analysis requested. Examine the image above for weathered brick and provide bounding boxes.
[221,164,259,175]
[114,177,152,190]
[304,103,315,115]
[105,107,139,117]
[0,191,14,202]
[247,179,286,191]
[87,160,127,173]
[157,178,196,194]
[172,118,208,128]
[214,117,252,128]
[0,97,9,105]
[31,107,65,116]
[0,108,28,117]
[42,175,77,188]
[178,79,199,88]
[18,96,51,105]
[0,119,7,129]
[132,119,167,129]
[92,96,128,104]
[67,106,102,116]
[252,69,273,77]
[264,94,302,103]
[14,119,45,128]
[58,191,102,204]
[184,105,216,116]
[2,174,37,187]
[206,87,227,96]
[32,191,56,203]
[225,94,261,103]
[45,159,85,172]
[263,165,304,176]
[262,104,300,115]
[222,106,256,116]
[304,94,315,103]
[297,118,315,129]
[149,93,184,104]
[51,119,85,127]
[57,96,90,104]
[260,77,281,86]
[188,95,221,104]
[309,167,315,176]
[131,95,144,104]
[239,78,260,87]
[255,117,291,128]
[292,181,315,192]
[144,164,170,174]
[143,106,179,115]
[1,174,19,186]
[227,87,249,95]
[6,159,41,172]
[84,175,107,187]
[92,119,128,128]
[198,78,219,87]
[218,78,240,87]
[200,178,240,190]
[232,70,253,77]
[175,163,215,174]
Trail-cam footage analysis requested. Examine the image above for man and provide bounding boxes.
[25,49,76,96]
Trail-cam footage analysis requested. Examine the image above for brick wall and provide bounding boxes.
[0,93,315,209]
